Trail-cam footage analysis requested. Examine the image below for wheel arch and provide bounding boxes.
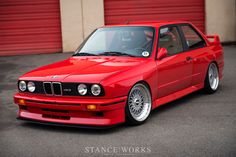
[204,60,219,79]
[132,80,153,101]
[211,60,219,69]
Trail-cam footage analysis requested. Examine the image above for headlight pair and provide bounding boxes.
[18,81,102,96]
[77,84,101,96]
[19,81,35,92]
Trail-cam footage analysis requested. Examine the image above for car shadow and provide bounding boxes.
[150,88,214,116]
[19,121,127,135]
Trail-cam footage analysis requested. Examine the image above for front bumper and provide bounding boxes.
[14,93,127,126]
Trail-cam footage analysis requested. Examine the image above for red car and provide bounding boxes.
[14,21,224,127]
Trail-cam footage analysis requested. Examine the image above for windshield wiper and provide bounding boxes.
[99,51,135,57]
[73,52,98,56]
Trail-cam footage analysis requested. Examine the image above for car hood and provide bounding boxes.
[20,56,149,83]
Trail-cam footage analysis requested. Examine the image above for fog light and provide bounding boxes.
[18,99,26,105]
[87,104,97,110]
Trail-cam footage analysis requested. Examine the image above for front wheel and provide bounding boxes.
[125,83,152,125]
[204,62,220,94]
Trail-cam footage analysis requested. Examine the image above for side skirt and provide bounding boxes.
[152,83,204,109]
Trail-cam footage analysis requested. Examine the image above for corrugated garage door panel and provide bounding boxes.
[0,0,62,56]
[104,0,205,32]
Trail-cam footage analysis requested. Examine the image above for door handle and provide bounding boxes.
[186,56,193,61]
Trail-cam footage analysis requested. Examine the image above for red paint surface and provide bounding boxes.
[0,0,62,56]
[14,21,224,126]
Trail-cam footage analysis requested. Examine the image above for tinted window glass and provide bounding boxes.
[159,26,183,56]
[181,25,206,49]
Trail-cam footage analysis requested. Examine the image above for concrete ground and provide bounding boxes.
[0,46,235,157]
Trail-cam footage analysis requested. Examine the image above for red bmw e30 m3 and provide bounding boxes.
[14,21,224,127]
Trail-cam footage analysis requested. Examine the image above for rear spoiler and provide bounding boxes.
[206,35,221,45]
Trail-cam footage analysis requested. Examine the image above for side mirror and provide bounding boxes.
[157,47,168,60]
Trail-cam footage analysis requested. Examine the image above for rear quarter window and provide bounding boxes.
[181,25,206,50]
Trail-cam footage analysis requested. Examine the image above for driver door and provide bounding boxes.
[157,26,193,98]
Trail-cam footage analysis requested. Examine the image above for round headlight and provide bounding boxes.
[77,84,87,95]
[19,81,26,91]
[27,81,35,92]
[91,84,101,96]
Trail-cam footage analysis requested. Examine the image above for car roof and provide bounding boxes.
[103,20,191,28]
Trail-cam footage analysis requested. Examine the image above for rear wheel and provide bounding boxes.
[204,62,219,93]
[125,83,152,125]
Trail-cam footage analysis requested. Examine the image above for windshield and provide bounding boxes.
[74,26,155,58]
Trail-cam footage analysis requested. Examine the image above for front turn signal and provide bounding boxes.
[87,104,97,111]
[18,99,26,105]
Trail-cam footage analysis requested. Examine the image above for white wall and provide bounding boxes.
[60,0,104,52]
[82,0,104,38]
[205,0,236,42]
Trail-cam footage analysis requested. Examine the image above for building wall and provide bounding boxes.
[60,0,104,52]
[205,0,236,42]
[59,0,236,53]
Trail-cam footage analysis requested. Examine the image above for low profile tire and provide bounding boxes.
[204,62,220,94]
[125,83,152,125]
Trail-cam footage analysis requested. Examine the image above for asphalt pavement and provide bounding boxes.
[0,46,235,157]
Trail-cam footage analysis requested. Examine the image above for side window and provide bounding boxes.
[181,25,206,49]
[159,26,183,56]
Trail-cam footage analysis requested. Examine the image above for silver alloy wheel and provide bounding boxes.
[128,84,151,122]
[208,63,219,90]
